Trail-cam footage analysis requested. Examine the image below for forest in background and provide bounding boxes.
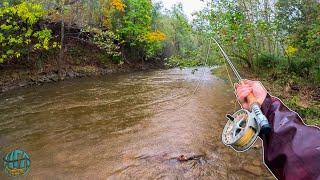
[0,0,319,123]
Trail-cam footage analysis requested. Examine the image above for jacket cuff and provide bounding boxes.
[261,93,273,116]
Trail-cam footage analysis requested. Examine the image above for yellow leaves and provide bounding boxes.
[285,46,298,56]
[111,0,126,12]
[103,7,112,28]
[33,43,42,50]
[31,29,52,50]
[43,39,49,50]
[144,31,166,42]
[103,0,126,28]
[16,2,29,20]
[52,42,58,48]
[1,2,46,25]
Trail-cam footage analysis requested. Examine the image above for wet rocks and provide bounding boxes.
[67,71,78,78]
[177,155,189,162]
[18,80,28,87]
[177,154,206,163]
[0,70,85,93]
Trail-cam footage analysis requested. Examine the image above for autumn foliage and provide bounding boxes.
[111,0,126,12]
[144,31,166,42]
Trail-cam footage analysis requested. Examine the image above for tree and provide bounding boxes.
[114,0,165,60]
[0,1,56,63]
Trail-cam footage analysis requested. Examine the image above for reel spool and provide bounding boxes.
[222,109,260,152]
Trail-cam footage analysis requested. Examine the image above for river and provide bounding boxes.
[0,68,273,179]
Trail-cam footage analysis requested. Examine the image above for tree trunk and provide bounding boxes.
[58,1,65,80]
[88,0,94,26]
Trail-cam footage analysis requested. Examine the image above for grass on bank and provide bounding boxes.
[211,66,320,126]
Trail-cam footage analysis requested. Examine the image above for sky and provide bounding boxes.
[155,0,206,20]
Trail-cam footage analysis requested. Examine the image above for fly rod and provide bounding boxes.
[212,37,271,151]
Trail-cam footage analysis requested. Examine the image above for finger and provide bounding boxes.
[243,79,255,85]
[237,100,250,110]
[240,80,247,86]
[234,83,239,89]
[248,80,262,87]
[236,84,251,91]
[238,89,252,102]
[240,87,253,97]
[237,87,251,94]
[236,87,250,96]
[242,103,250,110]
[236,86,251,94]
[239,89,251,99]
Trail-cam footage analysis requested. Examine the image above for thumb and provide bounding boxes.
[234,83,239,89]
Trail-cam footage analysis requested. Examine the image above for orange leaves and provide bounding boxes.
[144,31,166,42]
[103,0,126,28]
[111,0,126,12]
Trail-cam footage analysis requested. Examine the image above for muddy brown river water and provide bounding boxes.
[0,68,274,179]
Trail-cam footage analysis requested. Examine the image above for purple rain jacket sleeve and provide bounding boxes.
[260,94,320,180]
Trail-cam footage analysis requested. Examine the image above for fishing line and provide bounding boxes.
[234,128,255,147]
[210,37,242,81]
[159,38,213,113]
[221,56,239,112]
[159,37,242,113]
[160,37,238,113]
[213,38,238,111]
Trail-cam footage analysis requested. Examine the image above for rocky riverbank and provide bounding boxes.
[0,62,165,93]
[0,34,166,93]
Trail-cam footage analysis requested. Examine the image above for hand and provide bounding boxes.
[235,80,268,110]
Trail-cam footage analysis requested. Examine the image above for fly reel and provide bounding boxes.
[213,37,271,151]
[222,109,260,152]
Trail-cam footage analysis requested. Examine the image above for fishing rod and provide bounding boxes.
[211,37,271,152]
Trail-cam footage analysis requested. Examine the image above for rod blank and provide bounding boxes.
[211,37,242,82]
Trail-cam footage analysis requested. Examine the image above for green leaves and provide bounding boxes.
[93,30,122,59]
[0,1,55,63]
[196,0,319,83]
[119,0,153,43]
[108,0,165,59]
[33,28,52,50]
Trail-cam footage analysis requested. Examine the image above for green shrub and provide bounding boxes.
[0,1,57,63]
[285,96,320,125]
[166,55,202,67]
[315,66,320,82]
[255,53,280,69]
[93,30,122,61]
[288,58,313,78]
